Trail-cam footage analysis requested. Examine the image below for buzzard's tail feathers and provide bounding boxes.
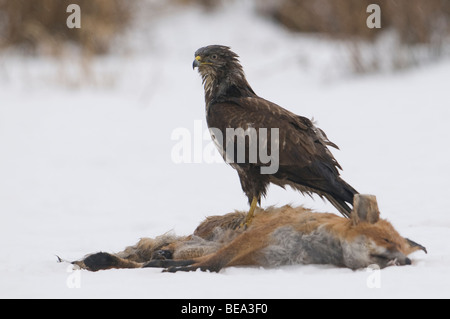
[325,194,353,219]
[326,179,359,219]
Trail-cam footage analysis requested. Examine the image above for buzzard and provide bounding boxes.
[193,45,358,227]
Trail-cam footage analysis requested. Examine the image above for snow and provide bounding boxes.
[1,3,449,298]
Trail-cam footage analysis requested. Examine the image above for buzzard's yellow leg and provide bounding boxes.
[241,196,258,229]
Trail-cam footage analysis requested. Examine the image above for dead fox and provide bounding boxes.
[70,195,426,272]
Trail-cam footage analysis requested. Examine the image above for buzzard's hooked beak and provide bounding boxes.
[192,56,201,69]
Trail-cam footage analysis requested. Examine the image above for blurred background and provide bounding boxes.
[1,0,449,69]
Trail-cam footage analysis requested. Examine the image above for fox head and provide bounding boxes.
[343,195,427,269]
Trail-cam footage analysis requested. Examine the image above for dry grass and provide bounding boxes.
[265,0,450,44]
[1,0,448,74]
[258,0,450,72]
[0,0,133,55]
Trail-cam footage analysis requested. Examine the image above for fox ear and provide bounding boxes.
[351,194,380,225]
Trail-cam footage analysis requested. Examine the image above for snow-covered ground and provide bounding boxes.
[1,3,449,298]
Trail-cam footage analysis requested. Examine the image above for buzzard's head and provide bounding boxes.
[193,45,238,68]
[192,45,243,79]
[193,45,253,103]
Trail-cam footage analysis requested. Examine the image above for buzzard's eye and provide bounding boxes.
[211,54,218,60]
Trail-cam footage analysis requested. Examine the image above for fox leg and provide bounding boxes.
[163,255,225,273]
[144,259,196,268]
[165,226,269,273]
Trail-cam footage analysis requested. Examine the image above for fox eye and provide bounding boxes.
[383,238,392,244]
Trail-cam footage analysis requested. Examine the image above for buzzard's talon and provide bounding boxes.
[239,196,258,230]
[239,222,248,230]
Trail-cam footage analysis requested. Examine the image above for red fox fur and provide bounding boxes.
[71,198,426,272]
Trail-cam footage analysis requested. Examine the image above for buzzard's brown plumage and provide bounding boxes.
[193,45,358,220]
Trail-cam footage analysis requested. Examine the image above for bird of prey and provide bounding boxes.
[193,45,358,228]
